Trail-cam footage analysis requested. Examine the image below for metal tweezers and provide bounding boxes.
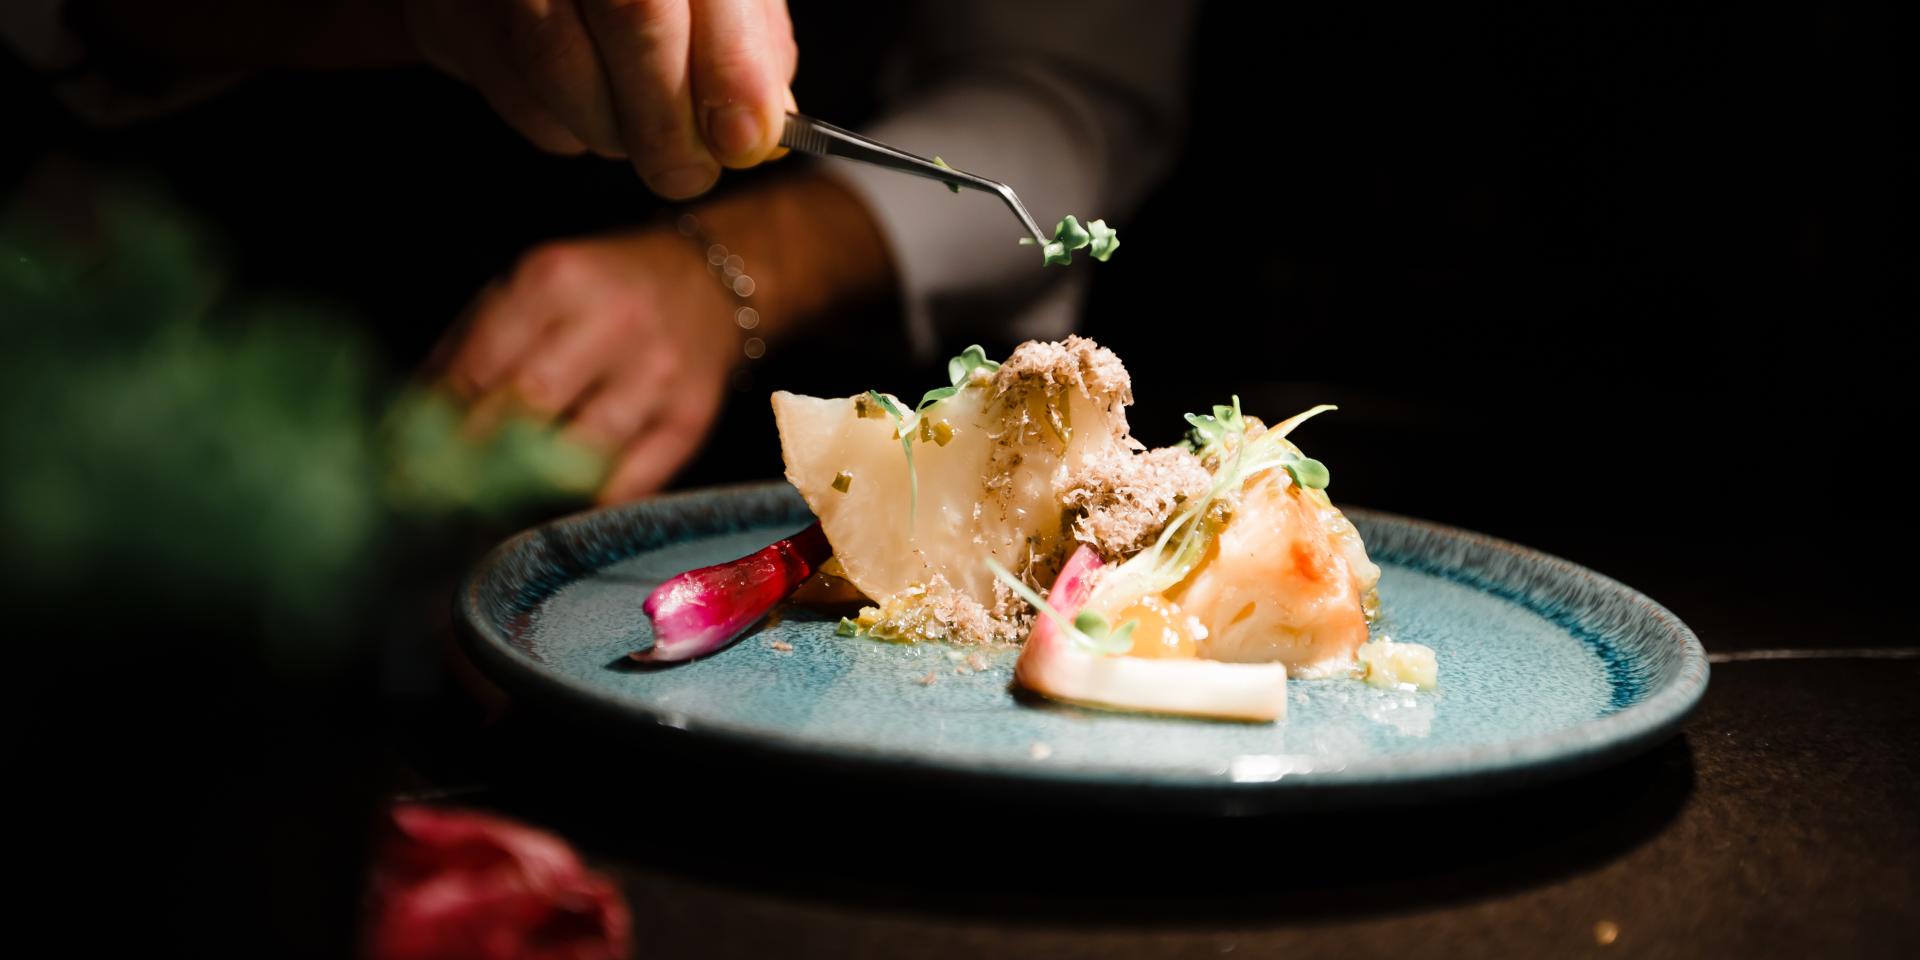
[778,112,1051,247]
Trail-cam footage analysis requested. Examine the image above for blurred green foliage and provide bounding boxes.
[382,390,603,519]
[0,181,605,647]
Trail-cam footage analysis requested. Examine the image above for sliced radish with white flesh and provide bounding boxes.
[1013,545,1289,722]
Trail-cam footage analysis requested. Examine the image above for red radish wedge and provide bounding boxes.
[367,804,631,960]
[1015,545,1291,722]
[634,522,831,662]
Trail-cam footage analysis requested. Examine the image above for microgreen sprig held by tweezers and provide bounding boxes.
[1019,215,1120,266]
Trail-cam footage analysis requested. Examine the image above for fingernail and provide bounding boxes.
[706,105,764,166]
[647,165,719,199]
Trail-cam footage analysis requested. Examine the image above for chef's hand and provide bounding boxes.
[403,0,798,198]
[432,175,893,502]
[437,228,735,501]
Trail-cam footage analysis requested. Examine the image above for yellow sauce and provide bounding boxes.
[1113,594,1206,659]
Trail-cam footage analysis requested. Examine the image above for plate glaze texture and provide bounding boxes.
[458,482,1707,810]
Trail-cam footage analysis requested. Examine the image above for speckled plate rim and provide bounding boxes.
[455,481,1709,805]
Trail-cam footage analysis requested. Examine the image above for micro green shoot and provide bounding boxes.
[1073,609,1139,653]
[916,385,958,412]
[1019,215,1119,266]
[914,343,1001,413]
[1086,219,1120,261]
[1055,216,1092,250]
[1179,395,1246,461]
[1285,457,1330,490]
[865,389,917,532]
[947,343,1001,386]
[931,156,961,193]
[1092,403,1340,612]
[867,345,1008,536]
[986,557,1134,655]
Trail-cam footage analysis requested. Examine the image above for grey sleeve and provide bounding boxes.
[817,0,1199,359]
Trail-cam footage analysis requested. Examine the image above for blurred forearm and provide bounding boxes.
[686,171,896,342]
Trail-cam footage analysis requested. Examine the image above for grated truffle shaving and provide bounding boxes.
[989,335,1133,407]
[860,573,1033,646]
[1062,446,1212,560]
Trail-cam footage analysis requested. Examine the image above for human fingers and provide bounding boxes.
[576,0,719,198]
[689,0,790,168]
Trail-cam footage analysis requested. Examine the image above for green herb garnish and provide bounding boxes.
[864,389,917,530]
[865,389,907,422]
[1086,219,1120,261]
[986,558,1135,655]
[914,387,956,413]
[1284,457,1330,490]
[1019,215,1119,266]
[931,156,961,193]
[917,343,1000,411]
[1055,216,1092,250]
[864,345,1006,533]
[1175,397,1329,490]
[1092,403,1340,614]
[1072,609,1139,653]
[1179,396,1247,460]
[947,343,1001,385]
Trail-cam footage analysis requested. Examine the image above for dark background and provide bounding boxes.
[9,1,1903,615]
[4,1,1908,955]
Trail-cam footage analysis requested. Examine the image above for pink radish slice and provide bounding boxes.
[1014,545,1290,722]
[633,522,831,662]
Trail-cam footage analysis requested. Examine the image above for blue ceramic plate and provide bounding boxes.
[457,482,1707,810]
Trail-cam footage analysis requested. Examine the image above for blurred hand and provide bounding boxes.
[431,175,894,503]
[437,228,738,501]
[403,0,798,198]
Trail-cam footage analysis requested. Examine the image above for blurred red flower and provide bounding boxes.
[367,803,632,960]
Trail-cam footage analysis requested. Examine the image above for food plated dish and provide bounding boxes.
[747,336,1427,721]
[456,338,1708,808]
